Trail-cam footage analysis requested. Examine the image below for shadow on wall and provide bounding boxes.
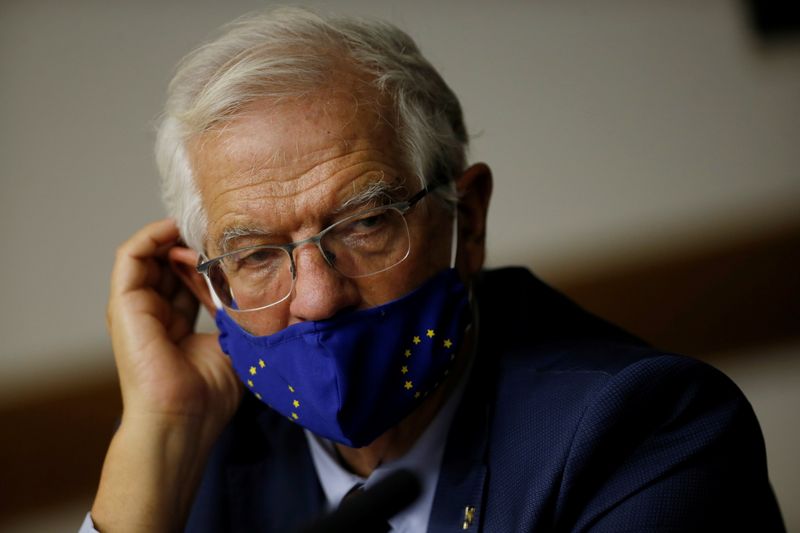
[555,216,800,356]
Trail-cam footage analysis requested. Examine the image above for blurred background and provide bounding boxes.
[1,0,798,530]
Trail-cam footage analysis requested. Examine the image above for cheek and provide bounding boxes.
[359,234,451,307]
[411,209,454,270]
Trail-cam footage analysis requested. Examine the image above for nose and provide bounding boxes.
[288,243,360,323]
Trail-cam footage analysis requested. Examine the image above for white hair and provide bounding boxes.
[155,7,468,252]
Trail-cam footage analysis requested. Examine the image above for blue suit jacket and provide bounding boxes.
[186,268,784,532]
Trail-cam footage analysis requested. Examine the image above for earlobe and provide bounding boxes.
[455,163,493,275]
[168,246,219,316]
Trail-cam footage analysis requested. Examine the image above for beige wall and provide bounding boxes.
[1,0,798,529]
[2,0,799,393]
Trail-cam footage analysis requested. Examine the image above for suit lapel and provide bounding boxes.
[427,400,490,532]
[429,272,520,533]
[428,313,496,532]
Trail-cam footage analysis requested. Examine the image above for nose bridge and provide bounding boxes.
[292,231,348,290]
[289,232,331,275]
[289,234,357,322]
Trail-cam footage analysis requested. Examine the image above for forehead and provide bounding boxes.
[188,88,409,252]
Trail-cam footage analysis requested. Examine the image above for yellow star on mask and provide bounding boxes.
[413,336,421,345]
[401,365,409,374]
[293,400,300,408]
[443,339,453,349]
[247,379,254,388]
[404,349,412,357]
[426,329,435,338]
[288,385,295,393]
[255,393,262,400]
[292,412,299,420]
[259,359,266,368]
[404,380,413,390]
[414,391,421,399]
[249,366,257,376]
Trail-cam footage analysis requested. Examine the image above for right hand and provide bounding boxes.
[107,217,242,427]
[93,219,242,532]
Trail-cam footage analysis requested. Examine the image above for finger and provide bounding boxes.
[168,284,200,340]
[157,260,179,299]
[112,219,180,295]
[122,219,180,260]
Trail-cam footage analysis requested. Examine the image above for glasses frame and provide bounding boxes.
[196,183,438,312]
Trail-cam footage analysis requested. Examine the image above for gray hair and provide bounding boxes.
[155,7,468,252]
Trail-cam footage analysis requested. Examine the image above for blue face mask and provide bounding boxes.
[215,267,470,448]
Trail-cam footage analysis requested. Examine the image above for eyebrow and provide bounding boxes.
[215,226,273,255]
[215,177,409,255]
[333,177,408,214]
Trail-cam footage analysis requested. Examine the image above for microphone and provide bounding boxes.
[296,469,421,533]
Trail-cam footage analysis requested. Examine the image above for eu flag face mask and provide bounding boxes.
[215,267,470,448]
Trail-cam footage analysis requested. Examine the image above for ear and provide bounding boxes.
[168,246,219,317]
[455,163,493,276]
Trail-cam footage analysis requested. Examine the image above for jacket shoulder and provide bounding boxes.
[473,268,783,531]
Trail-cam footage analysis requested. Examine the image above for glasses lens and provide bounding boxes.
[321,207,411,278]
[208,246,293,311]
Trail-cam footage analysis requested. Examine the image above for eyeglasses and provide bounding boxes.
[196,185,437,312]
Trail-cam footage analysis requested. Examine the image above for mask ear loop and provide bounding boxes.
[450,196,480,380]
[450,197,477,344]
[449,204,458,269]
[198,255,225,310]
[203,275,225,310]
[448,194,477,333]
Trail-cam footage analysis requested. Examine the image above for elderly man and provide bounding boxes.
[85,8,783,533]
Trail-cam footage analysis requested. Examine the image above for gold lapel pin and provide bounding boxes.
[462,505,476,529]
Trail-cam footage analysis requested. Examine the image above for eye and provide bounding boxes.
[350,211,389,232]
[245,248,279,264]
[229,247,285,272]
